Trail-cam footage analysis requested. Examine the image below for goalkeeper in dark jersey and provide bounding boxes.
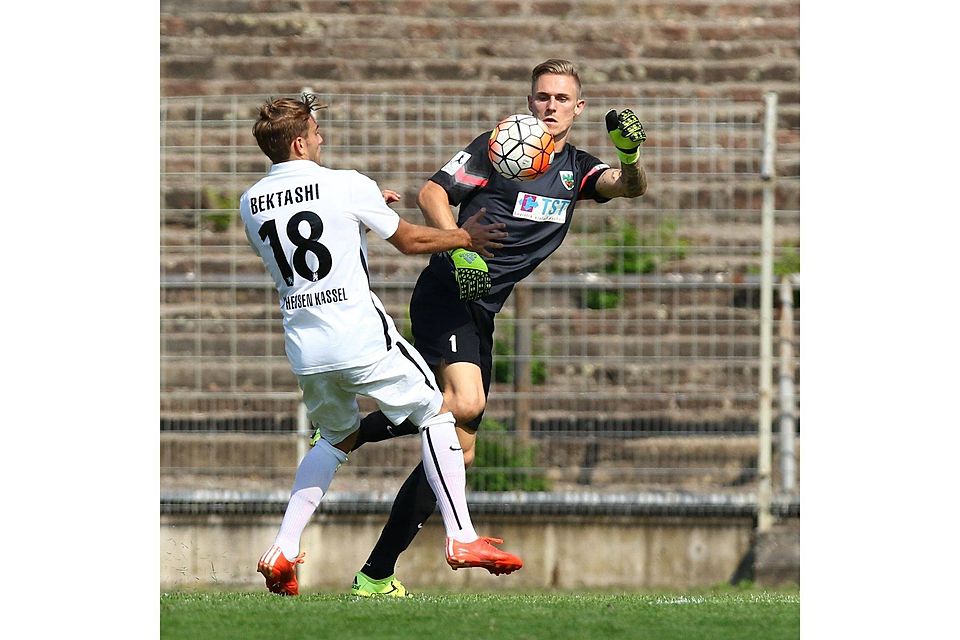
[349,58,647,597]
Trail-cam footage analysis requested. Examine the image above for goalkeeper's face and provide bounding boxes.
[527,73,585,146]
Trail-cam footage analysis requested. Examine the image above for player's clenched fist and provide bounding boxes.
[605,109,646,165]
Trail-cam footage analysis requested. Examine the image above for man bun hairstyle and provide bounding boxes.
[253,93,327,163]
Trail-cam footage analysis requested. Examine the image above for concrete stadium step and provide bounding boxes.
[160,203,799,238]
[500,396,761,422]
[158,209,799,268]
[158,293,790,328]
[158,328,770,359]
[539,359,763,385]
[158,306,778,341]
[162,333,287,357]
[161,178,799,213]
[541,334,761,359]
[160,140,799,182]
[159,432,776,492]
[157,395,776,439]
[159,356,762,387]
[160,303,273,321]
[161,359,298,392]
[159,249,785,283]
[163,433,767,474]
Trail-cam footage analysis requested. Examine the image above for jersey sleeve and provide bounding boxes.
[349,171,401,240]
[574,149,613,203]
[427,132,494,207]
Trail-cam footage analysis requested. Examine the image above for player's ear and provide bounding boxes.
[573,99,585,117]
[290,136,303,159]
[526,94,535,113]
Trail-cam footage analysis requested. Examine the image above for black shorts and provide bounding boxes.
[409,266,495,398]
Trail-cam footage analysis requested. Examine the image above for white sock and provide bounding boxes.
[419,412,478,542]
[274,437,348,559]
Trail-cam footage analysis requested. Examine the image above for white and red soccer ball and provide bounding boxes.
[487,114,556,181]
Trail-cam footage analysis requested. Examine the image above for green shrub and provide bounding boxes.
[775,245,800,277]
[580,218,688,310]
[493,328,546,385]
[747,242,800,277]
[604,218,688,276]
[203,189,240,231]
[467,419,550,491]
[581,289,623,310]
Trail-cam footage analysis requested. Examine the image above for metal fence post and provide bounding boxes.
[757,92,778,532]
[513,283,532,440]
[779,275,797,492]
[297,395,308,464]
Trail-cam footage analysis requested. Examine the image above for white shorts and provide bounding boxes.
[297,337,443,446]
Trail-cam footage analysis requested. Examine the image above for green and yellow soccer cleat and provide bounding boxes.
[351,571,411,598]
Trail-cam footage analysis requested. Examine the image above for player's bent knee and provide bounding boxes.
[447,395,485,426]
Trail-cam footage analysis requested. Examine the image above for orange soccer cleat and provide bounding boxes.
[445,536,523,575]
[257,544,306,595]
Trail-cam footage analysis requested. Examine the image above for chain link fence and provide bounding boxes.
[160,93,799,513]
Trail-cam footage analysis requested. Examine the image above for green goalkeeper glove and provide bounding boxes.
[449,248,491,301]
[605,108,646,165]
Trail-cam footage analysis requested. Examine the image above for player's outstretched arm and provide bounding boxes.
[386,213,506,257]
[416,181,503,301]
[417,181,461,230]
[596,108,648,199]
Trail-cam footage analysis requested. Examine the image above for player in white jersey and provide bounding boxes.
[241,94,522,596]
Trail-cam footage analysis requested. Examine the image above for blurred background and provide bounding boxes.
[160,0,799,591]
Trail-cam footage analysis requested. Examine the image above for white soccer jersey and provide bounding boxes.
[239,160,402,374]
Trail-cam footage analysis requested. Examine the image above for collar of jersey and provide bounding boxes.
[269,160,319,175]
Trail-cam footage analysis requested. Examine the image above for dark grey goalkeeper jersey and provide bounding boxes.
[426,131,611,313]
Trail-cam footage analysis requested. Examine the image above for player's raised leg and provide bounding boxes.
[417,410,523,574]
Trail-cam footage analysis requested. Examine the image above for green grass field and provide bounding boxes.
[160,587,799,640]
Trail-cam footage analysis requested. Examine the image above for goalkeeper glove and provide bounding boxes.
[449,248,491,301]
[605,108,646,165]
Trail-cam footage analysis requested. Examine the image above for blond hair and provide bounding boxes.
[531,59,582,98]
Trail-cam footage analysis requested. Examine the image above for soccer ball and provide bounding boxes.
[487,114,556,181]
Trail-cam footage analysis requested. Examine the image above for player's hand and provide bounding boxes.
[382,189,401,205]
[450,208,506,301]
[605,109,646,165]
[460,208,506,259]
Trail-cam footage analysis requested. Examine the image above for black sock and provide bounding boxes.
[352,411,419,452]
[360,462,437,580]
